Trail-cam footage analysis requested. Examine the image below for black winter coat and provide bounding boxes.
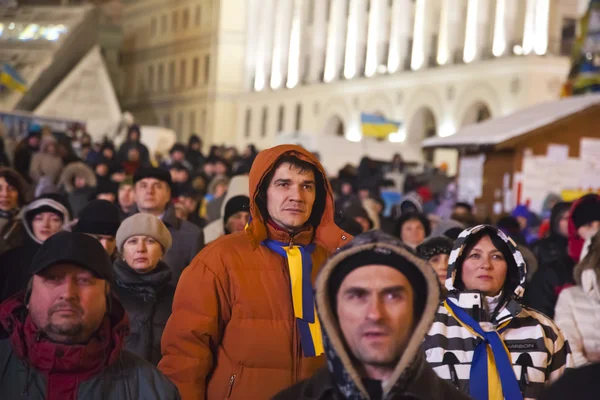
[532,234,569,269]
[0,236,40,303]
[523,254,575,319]
[112,259,174,365]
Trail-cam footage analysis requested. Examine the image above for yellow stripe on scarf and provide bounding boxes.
[284,246,304,319]
[284,245,324,356]
[444,301,513,400]
[308,304,324,355]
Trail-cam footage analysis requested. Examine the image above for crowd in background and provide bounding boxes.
[1,124,600,399]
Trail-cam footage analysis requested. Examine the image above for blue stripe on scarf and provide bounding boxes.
[446,300,523,400]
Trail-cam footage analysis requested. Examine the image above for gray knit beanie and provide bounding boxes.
[116,213,172,252]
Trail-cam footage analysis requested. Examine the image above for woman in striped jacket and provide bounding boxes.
[423,225,573,400]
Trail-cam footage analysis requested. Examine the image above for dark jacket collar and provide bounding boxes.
[114,259,172,297]
[0,294,129,377]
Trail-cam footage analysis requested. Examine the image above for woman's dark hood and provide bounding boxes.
[446,225,527,301]
[549,202,572,237]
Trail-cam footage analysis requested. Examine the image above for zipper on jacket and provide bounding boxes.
[227,374,236,398]
[516,353,533,393]
[442,352,460,388]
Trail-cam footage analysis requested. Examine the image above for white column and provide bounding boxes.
[388,0,413,73]
[438,0,467,65]
[534,0,550,55]
[309,0,328,82]
[344,0,361,79]
[324,0,348,82]
[355,0,369,76]
[254,0,275,91]
[270,0,293,89]
[365,0,386,77]
[411,0,427,70]
[245,0,260,90]
[463,0,491,63]
[522,0,537,54]
[504,0,520,54]
[493,0,508,56]
[286,0,304,88]
[475,0,492,58]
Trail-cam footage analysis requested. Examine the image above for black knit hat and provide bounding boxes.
[223,195,250,224]
[416,236,454,260]
[170,143,187,154]
[328,247,427,320]
[94,180,119,198]
[74,200,121,236]
[133,167,173,188]
[571,194,600,229]
[31,231,114,284]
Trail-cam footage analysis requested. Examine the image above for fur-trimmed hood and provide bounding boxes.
[59,162,97,193]
[315,230,441,399]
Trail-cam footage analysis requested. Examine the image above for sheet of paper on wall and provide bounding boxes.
[580,138,600,190]
[521,156,585,214]
[457,155,485,204]
[547,144,569,162]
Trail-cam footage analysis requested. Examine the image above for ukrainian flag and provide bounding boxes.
[0,64,27,93]
[361,113,402,138]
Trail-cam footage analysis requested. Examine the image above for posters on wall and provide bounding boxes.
[458,155,485,204]
[520,138,600,214]
[580,138,600,189]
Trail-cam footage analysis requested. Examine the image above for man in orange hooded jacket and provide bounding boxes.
[159,145,351,399]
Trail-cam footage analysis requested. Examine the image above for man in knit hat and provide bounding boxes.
[417,235,455,285]
[0,231,179,399]
[133,167,203,287]
[73,199,121,258]
[117,177,135,220]
[222,195,250,235]
[274,231,468,400]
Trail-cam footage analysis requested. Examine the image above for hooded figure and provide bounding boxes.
[524,202,575,318]
[555,230,600,367]
[423,225,572,400]
[159,145,351,400]
[274,231,469,400]
[59,161,98,217]
[116,125,150,165]
[0,194,72,302]
[29,136,63,186]
[202,175,249,244]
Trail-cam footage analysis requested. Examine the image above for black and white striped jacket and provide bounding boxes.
[422,225,573,400]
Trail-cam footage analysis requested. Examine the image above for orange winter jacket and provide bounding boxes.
[158,145,351,400]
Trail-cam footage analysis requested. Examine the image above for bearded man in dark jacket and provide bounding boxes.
[0,231,180,399]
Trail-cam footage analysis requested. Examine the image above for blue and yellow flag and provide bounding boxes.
[0,64,27,93]
[360,113,402,138]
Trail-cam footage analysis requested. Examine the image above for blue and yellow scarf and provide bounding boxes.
[263,239,324,357]
[444,299,523,400]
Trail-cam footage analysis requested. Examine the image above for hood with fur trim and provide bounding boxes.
[315,230,441,399]
[59,162,97,193]
[445,225,527,299]
[245,144,348,252]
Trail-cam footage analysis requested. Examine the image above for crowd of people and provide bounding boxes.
[1,124,600,399]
